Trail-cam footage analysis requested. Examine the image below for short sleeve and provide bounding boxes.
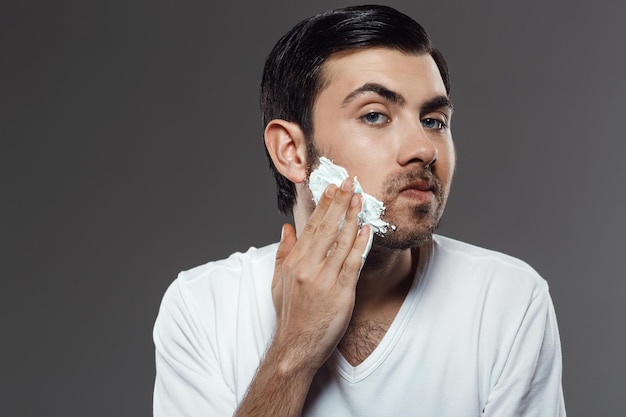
[153,278,237,417]
[482,285,566,416]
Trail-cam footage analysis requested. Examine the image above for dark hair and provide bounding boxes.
[260,4,450,214]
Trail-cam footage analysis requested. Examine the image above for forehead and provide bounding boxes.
[319,48,447,101]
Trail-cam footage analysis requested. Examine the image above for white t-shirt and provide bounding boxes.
[153,235,565,416]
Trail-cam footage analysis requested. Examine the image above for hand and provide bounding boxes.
[270,177,372,374]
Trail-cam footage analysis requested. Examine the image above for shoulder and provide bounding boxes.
[432,235,540,273]
[429,235,549,299]
[159,243,279,320]
[426,236,559,354]
[177,243,279,291]
[153,244,279,403]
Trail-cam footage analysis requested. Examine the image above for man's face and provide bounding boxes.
[309,48,456,249]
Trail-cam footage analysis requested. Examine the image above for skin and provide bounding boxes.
[237,48,455,417]
[309,48,455,253]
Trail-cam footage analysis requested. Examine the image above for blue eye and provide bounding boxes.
[362,112,390,125]
[421,118,446,130]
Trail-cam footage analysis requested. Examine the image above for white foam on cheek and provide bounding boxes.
[308,157,394,236]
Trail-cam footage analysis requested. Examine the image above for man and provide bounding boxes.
[153,5,565,416]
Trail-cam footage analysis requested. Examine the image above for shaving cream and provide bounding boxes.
[308,157,394,236]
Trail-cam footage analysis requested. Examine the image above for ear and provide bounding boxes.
[264,119,308,184]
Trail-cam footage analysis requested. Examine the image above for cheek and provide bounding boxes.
[438,145,456,182]
[330,159,386,200]
[357,171,388,202]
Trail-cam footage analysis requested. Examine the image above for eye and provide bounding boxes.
[361,111,390,125]
[421,118,447,130]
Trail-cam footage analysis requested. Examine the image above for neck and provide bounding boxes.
[339,244,420,367]
[354,245,419,312]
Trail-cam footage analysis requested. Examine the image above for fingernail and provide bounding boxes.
[341,177,352,192]
[359,225,374,270]
[363,226,373,256]
[350,194,360,207]
[325,184,337,197]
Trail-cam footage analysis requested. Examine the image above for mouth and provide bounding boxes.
[382,168,443,209]
[401,179,434,193]
[399,187,434,202]
[395,177,440,205]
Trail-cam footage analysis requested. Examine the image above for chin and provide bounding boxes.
[373,219,440,250]
[374,204,442,250]
[373,227,435,250]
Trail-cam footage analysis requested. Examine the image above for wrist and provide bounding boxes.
[265,334,323,380]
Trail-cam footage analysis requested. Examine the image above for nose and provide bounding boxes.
[397,123,439,168]
[426,148,438,168]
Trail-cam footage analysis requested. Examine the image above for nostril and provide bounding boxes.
[425,148,438,168]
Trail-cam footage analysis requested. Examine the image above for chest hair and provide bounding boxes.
[338,318,393,366]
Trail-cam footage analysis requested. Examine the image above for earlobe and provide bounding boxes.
[264,119,308,183]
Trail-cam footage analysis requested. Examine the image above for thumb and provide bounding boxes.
[272,224,297,317]
[273,223,296,281]
[276,223,296,261]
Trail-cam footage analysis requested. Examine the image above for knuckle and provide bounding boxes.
[341,260,359,277]
[332,239,350,254]
[316,220,337,236]
[292,267,310,284]
[302,222,318,235]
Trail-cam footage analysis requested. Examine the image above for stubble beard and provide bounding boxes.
[373,167,448,251]
[304,140,449,251]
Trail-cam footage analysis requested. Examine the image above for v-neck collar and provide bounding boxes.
[329,240,434,383]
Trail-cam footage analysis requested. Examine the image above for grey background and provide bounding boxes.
[2,0,624,416]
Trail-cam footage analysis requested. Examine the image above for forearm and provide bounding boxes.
[234,341,317,417]
[235,182,369,416]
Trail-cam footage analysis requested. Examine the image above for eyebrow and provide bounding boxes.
[421,95,454,116]
[342,83,406,107]
[341,82,454,115]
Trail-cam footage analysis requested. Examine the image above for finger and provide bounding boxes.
[336,224,372,288]
[298,184,338,241]
[305,178,357,261]
[321,177,357,228]
[323,192,363,272]
[360,224,375,266]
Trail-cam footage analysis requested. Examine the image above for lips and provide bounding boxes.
[401,179,433,193]
[383,169,443,206]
